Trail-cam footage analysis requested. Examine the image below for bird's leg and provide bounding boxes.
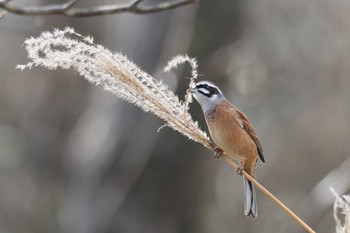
[235,162,244,176]
[213,147,224,159]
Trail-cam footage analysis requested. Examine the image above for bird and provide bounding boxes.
[191,80,265,218]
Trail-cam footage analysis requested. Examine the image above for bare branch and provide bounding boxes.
[0,0,196,17]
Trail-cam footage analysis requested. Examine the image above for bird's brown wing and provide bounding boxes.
[237,110,265,163]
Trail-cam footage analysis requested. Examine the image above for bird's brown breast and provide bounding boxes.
[205,101,258,164]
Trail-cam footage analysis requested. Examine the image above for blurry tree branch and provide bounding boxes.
[0,0,195,17]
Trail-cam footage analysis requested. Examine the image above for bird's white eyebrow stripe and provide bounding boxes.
[196,81,217,89]
[198,88,210,94]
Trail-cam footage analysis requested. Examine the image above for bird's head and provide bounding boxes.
[191,80,225,112]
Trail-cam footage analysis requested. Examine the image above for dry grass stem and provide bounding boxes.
[18,28,315,233]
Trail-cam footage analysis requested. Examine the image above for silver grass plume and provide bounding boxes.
[331,188,350,233]
[17,27,214,150]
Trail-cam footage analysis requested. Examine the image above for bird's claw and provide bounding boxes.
[235,166,243,176]
[213,147,223,159]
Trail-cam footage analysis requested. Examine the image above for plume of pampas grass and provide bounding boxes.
[17,27,214,150]
[331,188,350,233]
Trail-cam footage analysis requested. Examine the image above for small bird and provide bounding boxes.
[191,80,265,218]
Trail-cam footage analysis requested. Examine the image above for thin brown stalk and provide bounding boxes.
[221,155,315,233]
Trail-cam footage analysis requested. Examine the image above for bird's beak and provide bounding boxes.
[190,86,196,94]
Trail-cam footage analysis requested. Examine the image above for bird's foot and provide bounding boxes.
[213,147,224,159]
[235,166,243,176]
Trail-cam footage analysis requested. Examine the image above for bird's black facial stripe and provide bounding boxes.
[196,83,220,97]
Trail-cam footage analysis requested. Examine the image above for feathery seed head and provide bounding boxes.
[331,188,350,233]
[17,27,215,151]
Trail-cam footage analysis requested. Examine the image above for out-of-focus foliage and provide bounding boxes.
[0,0,349,233]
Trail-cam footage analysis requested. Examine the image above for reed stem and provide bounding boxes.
[221,154,315,233]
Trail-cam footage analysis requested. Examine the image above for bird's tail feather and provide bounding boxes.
[243,177,257,218]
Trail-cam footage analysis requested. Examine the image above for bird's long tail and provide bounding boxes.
[243,177,257,218]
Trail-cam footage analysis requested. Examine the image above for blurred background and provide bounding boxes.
[0,0,350,232]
